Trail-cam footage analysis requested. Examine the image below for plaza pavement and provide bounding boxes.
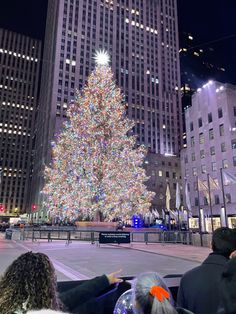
[0,233,210,282]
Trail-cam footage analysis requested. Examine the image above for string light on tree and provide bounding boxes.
[43,51,154,221]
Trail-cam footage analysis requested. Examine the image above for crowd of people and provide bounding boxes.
[0,227,235,314]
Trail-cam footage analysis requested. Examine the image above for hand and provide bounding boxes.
[106,269,123,285]
[230,250,236,259]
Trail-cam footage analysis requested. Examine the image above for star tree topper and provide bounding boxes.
[94,50,110,66]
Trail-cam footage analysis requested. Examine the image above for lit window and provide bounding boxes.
[209,129,214,140]
[201,165,206,173]
[231,139,236,149]
[200,149,205,159]
[219,124,224,136]
[221,143,226,152]
[210,146,215,155]
[222,159,229,169]
[212,162,217,171]
[158,170,163,177]
[192,167,197,176]
[199,133,204,144]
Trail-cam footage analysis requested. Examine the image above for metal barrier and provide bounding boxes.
[22,228,192,245]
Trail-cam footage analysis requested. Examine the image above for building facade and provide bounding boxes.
[179,32,228,149]
[181,81,236,230]
[144,153,182,210]
[32,0,182,219]
[0,29,41,216]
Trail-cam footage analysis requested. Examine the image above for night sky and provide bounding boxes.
[0,0,235,83]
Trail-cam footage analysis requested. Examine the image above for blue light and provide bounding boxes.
[132,215,143,228]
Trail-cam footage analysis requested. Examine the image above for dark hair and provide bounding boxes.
[0,252,61,314]
[219,258,236,313]
[212,227,236,257]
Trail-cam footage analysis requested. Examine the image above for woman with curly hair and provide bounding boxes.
[0,252,61,314]
[0,251,123,314]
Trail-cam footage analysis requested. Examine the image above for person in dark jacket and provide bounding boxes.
[218,256,236,314]
[60,270,122,313]
[177,227,236,314]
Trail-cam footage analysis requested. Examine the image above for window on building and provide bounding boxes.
[212,162,217,171]
[209,128,214,140]
[201,165,206,173]
[210,146,215,155]
[233,156,236,167]
[191,136,194,147]
[215,195,220,205]
[208,113,212,123]
[199,133,204,144]
[219,124,224,136]
[166,171,169,178]
[218,108,223,118]
[204,196,208,205]
[158,170,163,177]
[192,153,195,161]
[200,149,205,159]
[226,193,231,203]
[195,197,199,206]
[221,143,226,152]
[222,159,229,169]
[234,106,236,117]
[232,139,236,149]
[190,122,193,131]
[192,167,197,176]
[198,118,202,127]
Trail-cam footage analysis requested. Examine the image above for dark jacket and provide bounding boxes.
[60,274,110,313]
[217,257,236,314]
[177,253,228,314]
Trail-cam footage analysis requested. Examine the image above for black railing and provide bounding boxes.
[19,228,193,245]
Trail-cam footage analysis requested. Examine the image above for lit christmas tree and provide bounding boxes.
[43,51,155,221]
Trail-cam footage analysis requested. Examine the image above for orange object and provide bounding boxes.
[149,286,170,302]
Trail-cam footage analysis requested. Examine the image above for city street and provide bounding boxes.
[0,234,209,282]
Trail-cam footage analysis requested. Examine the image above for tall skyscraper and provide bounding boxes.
[0,29,41,216]
[32,0,182,217]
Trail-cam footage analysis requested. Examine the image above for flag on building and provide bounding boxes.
[166,183,171,210]
[223,170,236,185]
[161,208,165,220]
[185,181,192,213]
[209,176,220,190]
[198,178,208,192]
[198,178,210,204]
[176,182,181,210]
[169,209,178,219]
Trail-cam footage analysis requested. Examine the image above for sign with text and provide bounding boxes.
[99,231,130,244]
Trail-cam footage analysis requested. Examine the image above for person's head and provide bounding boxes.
[133,272,177,314]
[211,227,236,258]
[219,257,236,313]
[0,252,60,314]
